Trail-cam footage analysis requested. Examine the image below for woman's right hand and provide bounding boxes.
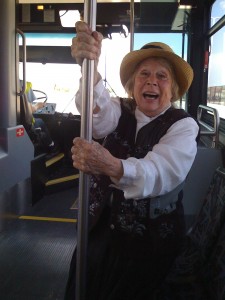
[71,137,123,181]
[71,21,103,74]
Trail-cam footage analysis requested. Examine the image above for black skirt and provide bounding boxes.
[64,202,185,300]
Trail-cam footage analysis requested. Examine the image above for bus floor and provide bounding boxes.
[0,186,78,300]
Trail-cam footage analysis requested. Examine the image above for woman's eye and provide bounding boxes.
[157,73,168,80]
[140,71,148,77]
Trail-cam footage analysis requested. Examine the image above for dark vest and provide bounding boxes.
[89,99,197,236]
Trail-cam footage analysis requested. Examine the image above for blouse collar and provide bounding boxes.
[135,104,172,124]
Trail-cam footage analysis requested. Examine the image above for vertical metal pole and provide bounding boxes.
[181,27,185,108]
[130,0,135,51]
[16,29,26,97]
[75,0,97,299]
[0,0,17,128]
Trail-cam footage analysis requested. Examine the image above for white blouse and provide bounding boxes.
[75,79,199,200]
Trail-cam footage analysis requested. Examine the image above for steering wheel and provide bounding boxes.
[33,89,48,103]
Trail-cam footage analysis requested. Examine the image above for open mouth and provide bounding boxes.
[143,92,159,100]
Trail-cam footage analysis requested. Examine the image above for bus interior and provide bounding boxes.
[1,0,225,299]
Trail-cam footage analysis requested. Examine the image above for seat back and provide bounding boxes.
[20,91,34,130]
[19,82,47,155]
[189,166,225,259]
[204,221,225,300]
[19,81,36,129]
[157,167,225,299]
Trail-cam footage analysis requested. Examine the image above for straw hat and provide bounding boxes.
[120,42,193,99]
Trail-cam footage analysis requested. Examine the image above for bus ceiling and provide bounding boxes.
[17,0,206,35]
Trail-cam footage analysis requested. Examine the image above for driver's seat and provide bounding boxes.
[19,82,50,156]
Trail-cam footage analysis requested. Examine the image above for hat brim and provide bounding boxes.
[120,48,193,99]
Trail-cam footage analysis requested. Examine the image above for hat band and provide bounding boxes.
[141,45,163,50]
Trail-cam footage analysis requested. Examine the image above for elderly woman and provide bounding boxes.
[65,21,199,300]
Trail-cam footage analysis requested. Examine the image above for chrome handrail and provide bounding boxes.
[197,104,220,148]
[16,28,26,96]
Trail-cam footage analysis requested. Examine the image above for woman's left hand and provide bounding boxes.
[71,137,123,180]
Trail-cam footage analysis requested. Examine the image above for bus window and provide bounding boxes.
[19,33,81,114]
[19,61,80,114]
[19,30,187,114]
[207,0,225,118]
[19,32,130,113]
[211,0,225,26]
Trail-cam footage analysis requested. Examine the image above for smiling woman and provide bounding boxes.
[65,21,200,300]
[1,1,225,300]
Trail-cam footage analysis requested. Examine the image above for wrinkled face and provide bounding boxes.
[133,58,173,117]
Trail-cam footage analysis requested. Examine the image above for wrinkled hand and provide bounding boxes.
[36,102,45,109]
[71,137,123,180]
[71,21,103,66]
[32,101,45,113]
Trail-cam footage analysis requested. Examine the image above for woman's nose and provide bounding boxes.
[146,80,157,86]
[146,75,157,86]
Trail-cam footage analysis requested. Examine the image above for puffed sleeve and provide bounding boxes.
[111,117,199,199]
[75,78,121,139]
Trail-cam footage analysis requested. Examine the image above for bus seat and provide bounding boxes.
[188,166,225,260]
[19,80,36,129]
[203,220,225,300]
[19,82,49,156]
[26,81,37,103]
[183,146,223,228]
[183,105,222,227]
[20,81,47,127]
[20,86,35,131]
[155,166,225,299]
[26,82,48,103]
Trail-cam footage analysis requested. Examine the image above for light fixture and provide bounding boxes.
[178,0,193,9]
[37,5,44,11]
[179,5,192,9]
[59,10,80,28]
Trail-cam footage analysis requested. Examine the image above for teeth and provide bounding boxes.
[143,93,158,99]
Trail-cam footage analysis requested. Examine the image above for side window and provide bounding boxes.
[207,0,225,118]
[19,32,186,114]
[19,33,130,114]
[19,33,81,115]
